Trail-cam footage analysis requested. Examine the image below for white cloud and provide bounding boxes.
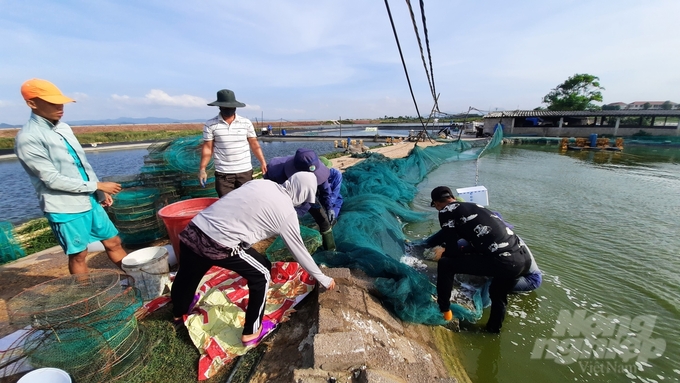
[110,90,207,108]
[1,1,679,122]
[111,94,131,102]
[71,92,89,101]
[144,90,207,107]
[242,104,261,112]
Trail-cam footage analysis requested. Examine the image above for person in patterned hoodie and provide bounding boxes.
[426,186,531,333]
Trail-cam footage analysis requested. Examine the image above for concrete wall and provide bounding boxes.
[484,118,680,137]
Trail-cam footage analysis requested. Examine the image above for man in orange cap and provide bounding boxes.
[15,79,126,274]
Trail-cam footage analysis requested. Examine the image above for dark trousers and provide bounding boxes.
[437,248,530,332]
[308,205,331,232]
[215,169,253,197]
[171,241,272,336]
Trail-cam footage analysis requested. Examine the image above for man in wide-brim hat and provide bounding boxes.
[199,89,267,197]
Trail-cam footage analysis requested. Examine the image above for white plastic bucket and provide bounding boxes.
[86,241,105,252]
[163,244,178,267]
[122,247,170,301]
[18,368,71,383]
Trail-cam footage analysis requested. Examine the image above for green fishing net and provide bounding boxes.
[265,225,322,262]
[105,135,220,245]
[6,271,147,382]
[314,127,504,325]
[0,221,25,264]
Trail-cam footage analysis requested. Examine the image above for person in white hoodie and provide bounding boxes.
[171,172,336,346]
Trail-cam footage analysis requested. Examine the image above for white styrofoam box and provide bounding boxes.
[456,186,489,206]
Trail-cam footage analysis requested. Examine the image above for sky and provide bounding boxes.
[1,0,678,125]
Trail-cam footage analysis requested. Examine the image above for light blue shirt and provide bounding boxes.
[15,113,102,214]
[45,137,98,223]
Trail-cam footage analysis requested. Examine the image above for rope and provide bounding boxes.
[405,0,438,110]
[383,0,427,132]
[420,0,437,110]
[474,113,504,186]
[412,95,440,148]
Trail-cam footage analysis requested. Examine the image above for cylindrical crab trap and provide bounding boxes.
[5,271,147,382]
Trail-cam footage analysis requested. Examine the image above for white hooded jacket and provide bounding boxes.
[191,173,333,287]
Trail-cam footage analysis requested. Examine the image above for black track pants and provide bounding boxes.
[437,248,530,333]
[171,241,272,335]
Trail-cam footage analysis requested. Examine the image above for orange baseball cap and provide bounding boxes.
[20,78,75,104]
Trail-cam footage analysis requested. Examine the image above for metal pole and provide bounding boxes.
[339,116,342,138]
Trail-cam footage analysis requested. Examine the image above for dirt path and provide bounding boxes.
[332,140,443,171]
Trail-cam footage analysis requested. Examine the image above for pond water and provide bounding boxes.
[0,140,338,223]
[3,137,679,382]
[405,144,680,382]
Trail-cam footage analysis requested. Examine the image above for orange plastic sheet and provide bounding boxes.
[181,262,316,380]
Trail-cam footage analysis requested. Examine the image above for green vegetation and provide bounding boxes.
[378,116,422,123]
[14,218,58,254]
[632,130,653,137]
[125,296,283,383]
[620,117,653,126]
[0,130,201,150]
[323,150,350,160]
[0,137,14,149]
[322,119,355,125]
[73,130,200,145]
[377,115,482,123]
[542,73,604,111]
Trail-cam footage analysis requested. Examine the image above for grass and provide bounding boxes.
[125,306,231,383]
[126,305,266,383]
[322,151,347,160]
[0,130,202,150]
[14,218,59,254]
[0,138,14,150]
[74,130,200,145]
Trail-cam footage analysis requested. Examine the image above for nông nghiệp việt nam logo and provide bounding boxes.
[531,310,666,373]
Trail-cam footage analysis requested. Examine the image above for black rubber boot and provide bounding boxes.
[321,229,336,251]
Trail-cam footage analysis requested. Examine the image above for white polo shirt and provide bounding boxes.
[203,113,257,174]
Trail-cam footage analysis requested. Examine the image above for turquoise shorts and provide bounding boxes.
[47,202,119,255]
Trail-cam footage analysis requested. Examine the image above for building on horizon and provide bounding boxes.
[606,101,679,110]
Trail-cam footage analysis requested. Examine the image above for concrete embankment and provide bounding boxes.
[273,267,470,383]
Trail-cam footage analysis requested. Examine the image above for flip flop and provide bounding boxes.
[172,317,184,331]
[242,320,276,347]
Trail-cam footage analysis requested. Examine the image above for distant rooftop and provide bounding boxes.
[485,110,680,118]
